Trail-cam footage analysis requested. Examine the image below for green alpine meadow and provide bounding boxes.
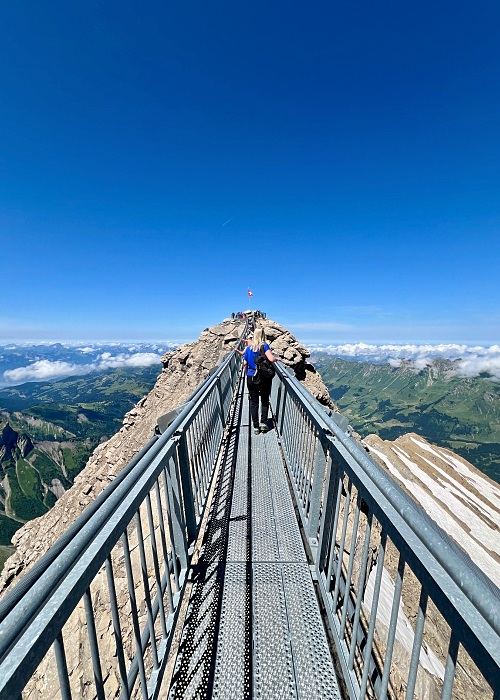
[0,365,160,548]
[313,355,500,484]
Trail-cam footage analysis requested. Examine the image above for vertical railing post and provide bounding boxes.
[318,444,343,572]
[306,432,329,544]
[279,382,288,436]
[216,375,225,426]
[165,449,190,569]
[174,434,197,544]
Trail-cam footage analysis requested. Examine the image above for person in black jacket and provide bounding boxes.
[237,328,276,434]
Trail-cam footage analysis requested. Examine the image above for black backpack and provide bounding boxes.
[254,345,275,384]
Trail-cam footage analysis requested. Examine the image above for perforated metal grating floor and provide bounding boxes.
[169,375,340,700]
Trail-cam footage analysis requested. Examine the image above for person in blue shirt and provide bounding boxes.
[237,327,276,434]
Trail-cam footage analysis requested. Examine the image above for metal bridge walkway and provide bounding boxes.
[168,376,340,699]
[1,324,499,700]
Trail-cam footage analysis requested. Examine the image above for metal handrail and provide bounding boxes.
[0,320,249,700]
[271,360,500,699]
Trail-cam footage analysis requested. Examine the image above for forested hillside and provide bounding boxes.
[313,355,500,483]
[0,365,160,557]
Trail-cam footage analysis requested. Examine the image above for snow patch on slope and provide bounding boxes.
[368,444,500,589]
[363,567,445,680]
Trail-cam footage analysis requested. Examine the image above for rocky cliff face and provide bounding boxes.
[0,316,334,595]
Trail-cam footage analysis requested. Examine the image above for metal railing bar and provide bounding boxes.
[105,556,130,700]
[135,508,160,670]
[359,530,387,698]
[162,465,180,590]
[325,476,344,592]
[121,530,148,700]
[440,632,459,700]
[83,587,106,700]
[339,492,362,639]
[378,553,405,700]
[154,479,174,612]
[302,416,315,512]
[146,492,168,639]
[305,422,318,508]
[54,631,72,700]
[332,481,353,614]
[405,586,428,700]
[186,426,201,516]
[317,448,335,569]
[348,511,373,670]
[305,428,318,517]
[297,409,309,503]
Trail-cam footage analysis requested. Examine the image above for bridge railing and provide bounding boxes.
[271,362,500,700]
[0,332,246,700]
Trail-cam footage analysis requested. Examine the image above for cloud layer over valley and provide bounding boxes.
[0,343,177,386]
[308,343,500,380]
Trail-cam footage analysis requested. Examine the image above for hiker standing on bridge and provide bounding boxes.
[235,327,276,434]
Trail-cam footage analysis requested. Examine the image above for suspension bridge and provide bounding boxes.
[0,316,498,700]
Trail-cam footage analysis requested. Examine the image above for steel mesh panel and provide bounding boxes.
[282,564,341,700]
[252,563,296,700]
[212,563,251,700]
[241,387,250,426]
[227,426,249,562]
[251,432,280,561]
[261,431,306,563]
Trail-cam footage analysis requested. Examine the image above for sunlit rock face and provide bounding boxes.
[364,432,500,590]
[359,433,500,700]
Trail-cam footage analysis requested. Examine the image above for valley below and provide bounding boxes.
[313,354,500,484]
[0,365,160,549]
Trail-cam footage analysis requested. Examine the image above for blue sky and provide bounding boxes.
[2,0,499,345]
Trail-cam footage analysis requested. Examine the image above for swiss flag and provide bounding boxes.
[248,288,253,297]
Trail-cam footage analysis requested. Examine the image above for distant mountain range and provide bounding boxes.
[312,354,500,484]
[0,365,160,560]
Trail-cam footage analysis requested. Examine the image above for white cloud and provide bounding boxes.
[96,352,161,369]
[3,352,162,384]
[308,343,500,380]
[4,360,90,383]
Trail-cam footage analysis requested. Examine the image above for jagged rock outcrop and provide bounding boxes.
[0,423,34,462]
[257,318,336,409]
